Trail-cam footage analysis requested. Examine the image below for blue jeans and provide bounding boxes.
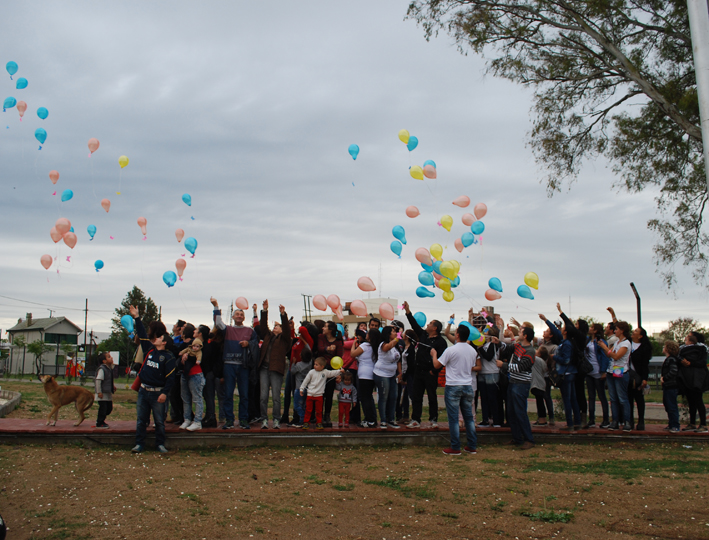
[373,374,398,424]
[294,388,306,423]
[663,388,680,429]
[507,382,534,444]
[607,371,631,424]
[136,388,167,448]
[223,363,250,424]
[181,372,205,423]
[560,373,581,426]
[444,385,477,451]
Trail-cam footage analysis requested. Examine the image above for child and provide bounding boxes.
[95,352,116,428]
[291,347,313,428]
[661,340,681,433]
[336,371,358,427]
[179,338,205,431]
[299,357,342,430]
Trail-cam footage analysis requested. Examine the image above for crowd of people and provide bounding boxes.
[106,298,709,455]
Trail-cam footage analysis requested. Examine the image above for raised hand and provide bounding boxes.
[129,305,139,318]
[263,299,269,311]
[210,297,218,307]
[279,304,286,315]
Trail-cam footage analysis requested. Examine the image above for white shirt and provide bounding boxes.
[300,368,341,397]
[437,342,477,386]
[609,339,631,373]
[356,343,375,380]
[374,343,400,378]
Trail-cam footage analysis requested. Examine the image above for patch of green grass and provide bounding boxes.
[178,493,200,501]
[305,474,326,485]
[490,500,507,512]
[545,495,557,501]
[520,509,574,523]
[482,458,504,464]
[332,483,354,491]
[524,458,709,479]
[441,512,459,519]
[381,522,392,528]
[30,508,58,518]
[363,476,436,499]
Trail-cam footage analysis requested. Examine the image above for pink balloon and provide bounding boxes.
[379,302,395,321]
[175,258,186,278]
[49,227,62,243]
[433,272,444,281]
[357,276,376,292]
[235,297,249,310]
[55,218,71,236]
[175,228,185,243]
[350,299,368,317]
[137,217,147,236]
[88,138,100,154]
[474,203,487,220]
[313,294,327,311]
[452,195,470,208]
[405,206,420,218]
[415,247,432,266]
[423,165,437,179]
[327,294,341,311]
[49,170,59,184]
[17,100,27,118]
[63,232,77,249]
[485,289,501,301]
[335,305,344,321]
[462,213,475,226]
[101,199,111,213]
[454,238,464,253]
[40,254,52,270]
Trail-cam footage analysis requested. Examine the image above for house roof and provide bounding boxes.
[7,316,82,334]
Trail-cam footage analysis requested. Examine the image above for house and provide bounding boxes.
[6,313,83,375]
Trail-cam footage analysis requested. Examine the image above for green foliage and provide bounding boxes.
[658,317,707,343]
[524,457,709,479]
[520,508,574,523]
[27,339,53,375]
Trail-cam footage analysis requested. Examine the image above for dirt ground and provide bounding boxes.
[1,440,708,540]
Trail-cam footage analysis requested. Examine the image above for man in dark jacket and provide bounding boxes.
[556,303,589,426]
[629,327,652,431]
[679,332,708,432]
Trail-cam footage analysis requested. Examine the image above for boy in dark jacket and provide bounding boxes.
[95,352,116,428]
[661,340,681,432]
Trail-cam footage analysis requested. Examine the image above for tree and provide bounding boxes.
[658,316,707,343]
[407,1,705,289]
[12,335,27,375]
[27,339,53,376]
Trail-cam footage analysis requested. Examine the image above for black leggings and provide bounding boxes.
[687,389,707,426]
[358,378,377,424]
[97,401,113,425]
[629,387,645,426]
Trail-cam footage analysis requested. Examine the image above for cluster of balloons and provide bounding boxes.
[484,272,539,301]
[409,159,437,181]
[414,245,462,303]
[313,294,344,320]
[390,225,407,258]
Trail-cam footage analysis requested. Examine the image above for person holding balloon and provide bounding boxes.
[351,329,382,427]
[373,326,403,429]
[476,327,505,428]
[316,321,344,427]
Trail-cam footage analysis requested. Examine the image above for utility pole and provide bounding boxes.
[687,0,709,190]
[158,306,162,321]
[630,283,642,329]
[47,309,54,318]
[301,294,312,322]
[83,299,88,364]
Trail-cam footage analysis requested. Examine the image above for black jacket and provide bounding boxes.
[629,335,652,381]
[661,355,679,389]
[405,312,447,375]
[679,343,709,392]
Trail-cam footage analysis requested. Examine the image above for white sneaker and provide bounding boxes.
[406,420,420,429]
[261,419,269,429]
[430,421,438,428]
[273,420,280,429]
[186,421,202,432]
[380,423,388,430]
[179,420,191,430]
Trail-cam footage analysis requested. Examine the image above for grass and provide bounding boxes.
[362,476,436,499]
[332,483,355,491]
[520,508,574,523]
[524,458,709,479]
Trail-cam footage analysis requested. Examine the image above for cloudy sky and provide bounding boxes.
[0,1,706,337]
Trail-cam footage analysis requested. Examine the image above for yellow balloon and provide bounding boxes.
[440,261,457,280]
[450,260,461,273]
[443,290,455,302]
[330,356,343,370]
[430,243,443,260]
[410,165,424,181]
[524,271,540,290]
[438,277,452,292]
[473,335,485,346]
[398,129,410,144]
[440,214,453,232]
[118,155,129,169]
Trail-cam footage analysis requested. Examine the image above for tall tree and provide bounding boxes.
[27,339,53,376]
[659,316,706,342]
[407,1,704,288]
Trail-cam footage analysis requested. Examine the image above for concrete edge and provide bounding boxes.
[0,390,21,418]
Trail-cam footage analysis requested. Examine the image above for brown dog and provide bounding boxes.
[40,375,94,426]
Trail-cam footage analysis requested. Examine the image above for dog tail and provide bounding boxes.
[84,394,95,412]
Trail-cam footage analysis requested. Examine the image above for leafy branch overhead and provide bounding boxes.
[407,0,705,288]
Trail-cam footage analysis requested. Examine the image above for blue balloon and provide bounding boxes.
[35,128,47,144]
[3,97,16,110]
[337,323,345,337]
[451,276,460,288]
[460,321,481,342]
[461,232,475,248]
[94,260,104,272]
[163,271,177,288]
[69,227,74,233]
[184,237,198,255]
[420,262,433,272]
[37,107,48,120]
[182,193,192,206]
[423,159,436,169]
[348,144,359,160]
[416,286,435,298]
[488,277,503,293]
[413,312,427,327]
[471,221,485,235]
[517,284,534,300]
[432,260,442,275]
[15,78,27,89]
[392,225,407,245]
[61,189,73,202]
[120,315,134,333]
[418,271,434,287]
[407,136,418,151]
[87,225,97,240]
[390,240,402,258]
[6,62,18,78]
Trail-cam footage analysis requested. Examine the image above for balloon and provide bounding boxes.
[407,136,419,151]
[418,271,434,287]
[423,159,436,168]
[16,78,27,89]
[440,215,453,232]
[3,97,16,110]
[454,238,464,253]
[432,260,443,275]
[101,199,111,212]
[55,218,71,236]
[330,356,343,370]
[182,193,192,206]
[409,165,424,181]
[398,129,410,144]
[474,203,487,220]
[36,107,48,119]
[88,138,100,154]
[460,232,474,248]
[357,276,376,292]
[413,312,427,327]
[327,294,341,311]
[334,305,344,321]
[61,189,73,202]
[406,206,420,218]
[524,272,540,290]
[485,289,502,301]
[63,232,77,249]
[49,170,59,184]
[452,196,470,208]
[450,260,461,273]
[235,297,249,310]
[348,144,359,160]
[350,299,368,317]
[137,217,147,236]
[49,227,62,243]
[416,287,435,298]
[488,277,503,293]
[118,155,129,168]
[423,164,436,179]
[440,261,457,280]
[438,278,452,292]
[16,100,26,118]
[35,128,47,145]
[462,213,475,227]
[6,61,17,78]
[70,227,75,233]
[87,225,97,240]
[517,284,535,300]
[471,221,485,235]
[40,254,52,270]
[175,228,185,242]
[420,262,433,272]
[430,243,443,261]
[313,295,327,311]
[415,248,432,267]
[184,237,198,256]
[379,302,395,320]
[120,315,134,333]
[94,260,104,272]
[451,276,461,288]
[175,258,186,279]
[392,225,407,245]
[442,291,455,303]
[163,271,177,288]
[390,240,402,258]
[473,335,486,346]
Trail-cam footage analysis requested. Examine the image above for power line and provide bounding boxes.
[0,294,113,312]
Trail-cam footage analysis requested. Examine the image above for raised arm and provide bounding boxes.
[130,305,152,354]
[403,301,425,338]
[211,297,227,331]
